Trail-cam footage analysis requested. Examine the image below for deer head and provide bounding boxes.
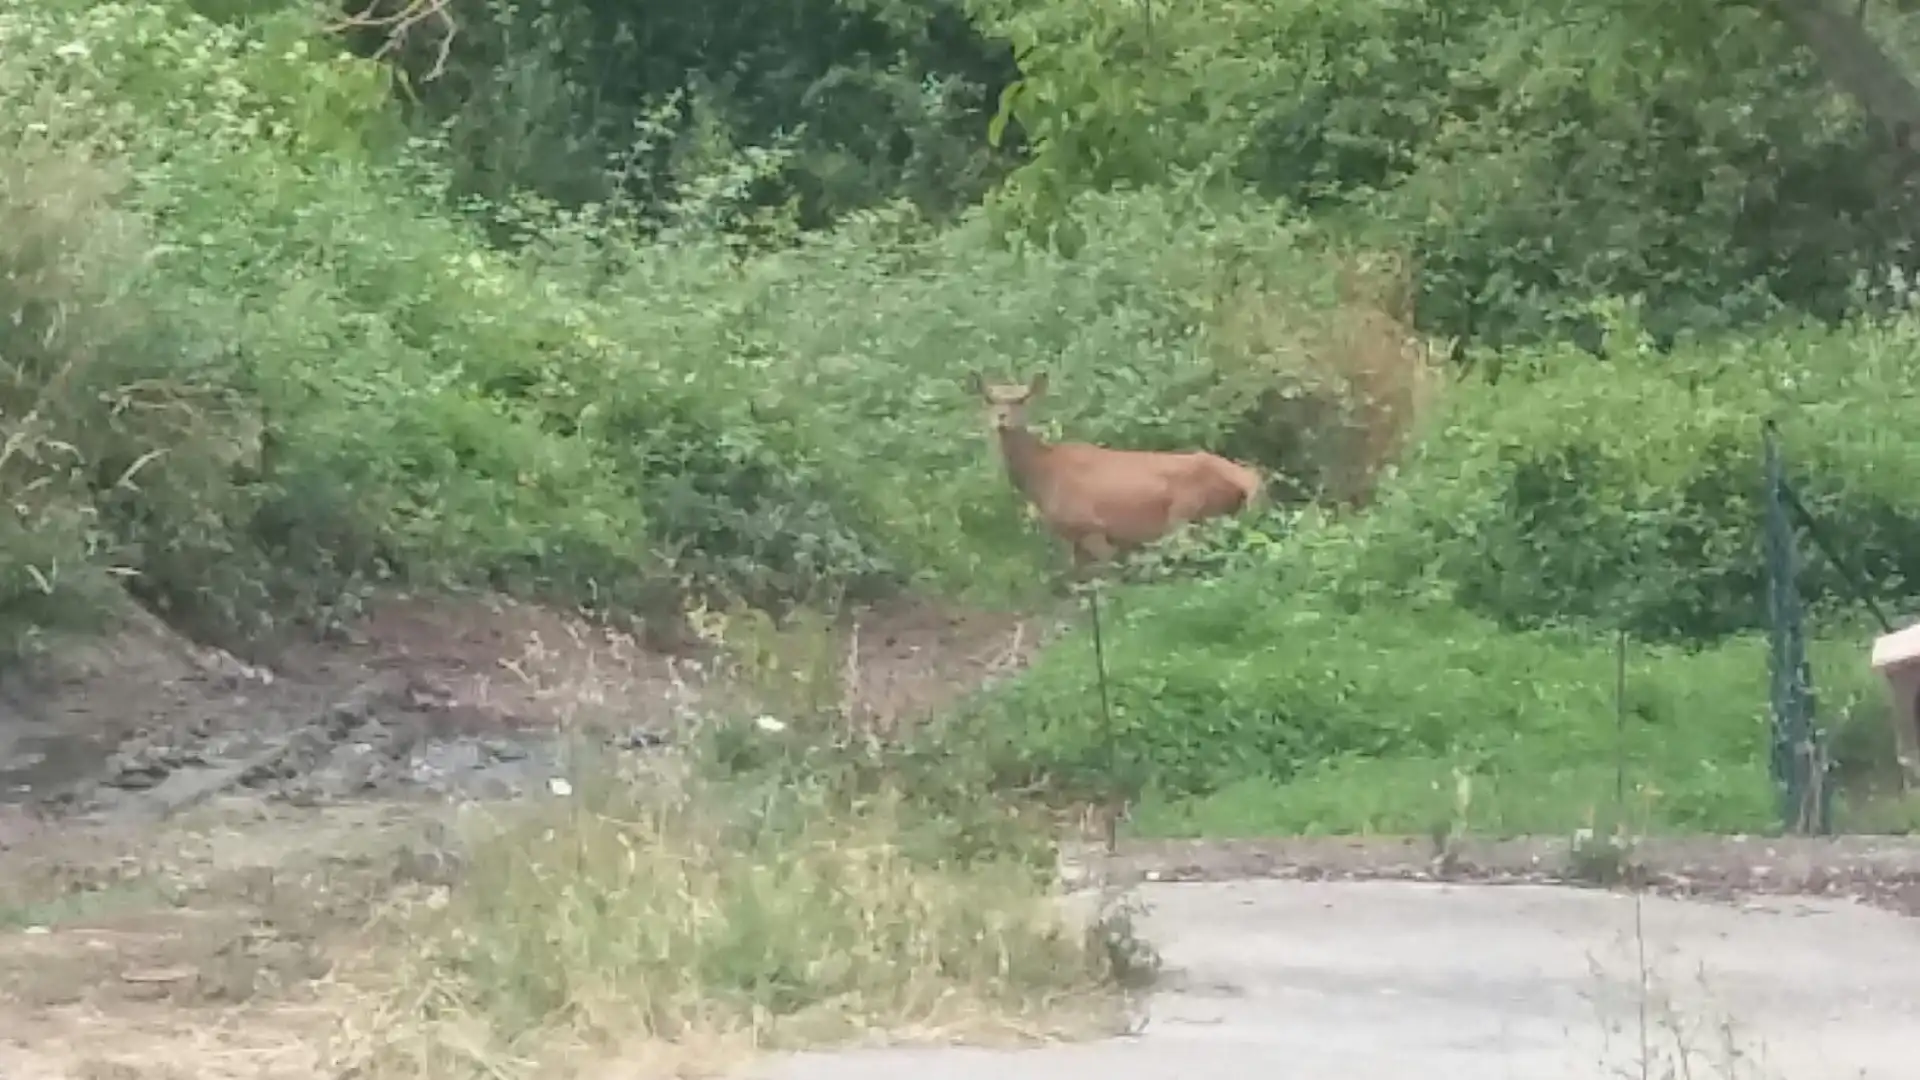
[967,371,1049,432]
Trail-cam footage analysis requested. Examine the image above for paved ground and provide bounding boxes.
[754,879,1920,1080]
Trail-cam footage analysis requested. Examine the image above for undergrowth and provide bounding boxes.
[0,1,1430,658]
[969,579,1897,838]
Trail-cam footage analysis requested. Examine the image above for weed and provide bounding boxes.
[336,763,1146,1078]
[1568,826,1642,887]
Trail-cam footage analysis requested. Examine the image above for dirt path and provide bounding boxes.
[0,800,425,1078]
[0,591,1048,821]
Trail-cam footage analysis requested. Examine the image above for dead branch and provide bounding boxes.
[333,0,458,83]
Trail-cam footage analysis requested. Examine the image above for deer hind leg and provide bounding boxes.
[1167,481,1234,528]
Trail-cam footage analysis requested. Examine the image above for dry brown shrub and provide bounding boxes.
[1205,249,1446,508]
[326,777,1144,1079]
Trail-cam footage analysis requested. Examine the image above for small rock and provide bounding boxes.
[485,738,529,763]
[415,741,485,776]
[108,765,167,790]
[121,965,196,985]
[326,699,371,734]
[462,775,517,801]
[618,728,669,750]
[328,752,381,794]
[279,783,322,808]
[405,676,456,711]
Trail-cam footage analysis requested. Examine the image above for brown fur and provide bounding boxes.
[968,372,1265,571]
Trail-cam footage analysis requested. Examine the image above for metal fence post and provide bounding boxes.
[1761,422,1831,835]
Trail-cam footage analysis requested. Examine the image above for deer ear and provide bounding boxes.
[1027,372,1049,398]
[965,371,986,399]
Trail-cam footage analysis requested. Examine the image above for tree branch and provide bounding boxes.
[334,0,458,82]
[1773,0,1920,147]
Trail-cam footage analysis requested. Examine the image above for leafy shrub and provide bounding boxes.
[1,1,909,647]
[1365,310,1920,641]
[0,3,651,644]
[5,1,1444,653]
[355,0,1018,228]
[674,187,1437,596]
[1206,248,1443,507]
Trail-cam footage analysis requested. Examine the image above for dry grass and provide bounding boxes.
[0,113,139,651]
[330,765,1149,1079]
[322,593,1148,1079]
[1207,247,1445,508]
[1583,929,1787,1080]
[1,88,260,657]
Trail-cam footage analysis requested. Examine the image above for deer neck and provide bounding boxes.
[996,423,1053,501]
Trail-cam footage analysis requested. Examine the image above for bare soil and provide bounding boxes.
[1067,833,1920,916]
[0,590,1049,821]
[0,589,1055,1077]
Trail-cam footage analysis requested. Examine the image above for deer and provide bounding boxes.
[968,371,1265,577]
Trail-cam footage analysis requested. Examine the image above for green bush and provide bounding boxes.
[2,1,899,647]
[1362,310,1920,642]
[976,0,1911,346]
[0,3,648,645]
[353,0,1017,228]
[680,190,1433,596]
[0,82,260,654]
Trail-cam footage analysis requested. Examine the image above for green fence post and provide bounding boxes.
[1761,422,1832,835]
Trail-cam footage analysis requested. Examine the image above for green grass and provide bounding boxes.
[961,521,1902,839]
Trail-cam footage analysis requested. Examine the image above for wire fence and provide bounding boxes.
[1761,420,1899,835]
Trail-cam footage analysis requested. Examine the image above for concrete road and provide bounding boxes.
[754,879,1920,1080]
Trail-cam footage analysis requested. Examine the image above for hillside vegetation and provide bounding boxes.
[6,0,1920,841]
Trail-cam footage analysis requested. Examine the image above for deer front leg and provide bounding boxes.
[1046,541,1086,598]
[1058,533,1117,597]
[1077,532,1118,563]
